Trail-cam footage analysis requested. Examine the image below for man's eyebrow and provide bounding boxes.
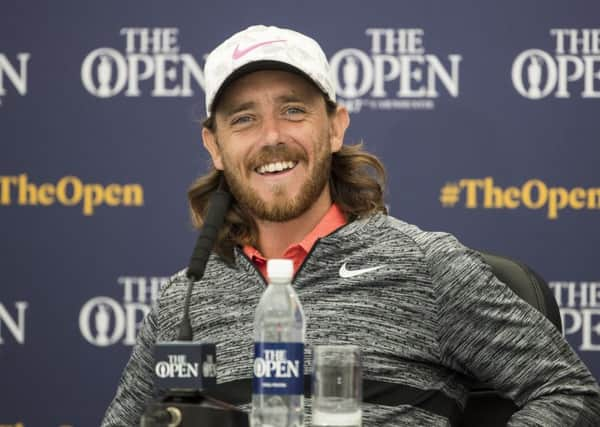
[222,101,256,117]
[221,94,313,117]
[275,94,306,104]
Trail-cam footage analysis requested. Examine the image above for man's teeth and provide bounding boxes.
[256,161,296,174]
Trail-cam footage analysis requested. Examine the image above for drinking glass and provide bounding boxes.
[311,345,362,427]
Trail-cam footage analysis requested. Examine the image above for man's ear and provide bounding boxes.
[330,105,350,153]
[202,127,224,170]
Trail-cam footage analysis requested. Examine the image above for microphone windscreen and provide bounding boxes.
[153,341,217,392]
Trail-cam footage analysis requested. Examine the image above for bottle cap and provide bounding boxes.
[267,259,294,282]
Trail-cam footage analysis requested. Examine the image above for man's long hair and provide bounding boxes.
[188,105,387,263]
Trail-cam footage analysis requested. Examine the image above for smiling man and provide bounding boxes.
[102,25,600,426]
[201,68,348,263]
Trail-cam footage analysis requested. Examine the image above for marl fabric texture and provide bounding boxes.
[102,214,600,426]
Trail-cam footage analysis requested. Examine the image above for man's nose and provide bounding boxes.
[260,114,282,146]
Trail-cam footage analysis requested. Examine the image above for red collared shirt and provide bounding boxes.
[242,203,347,280]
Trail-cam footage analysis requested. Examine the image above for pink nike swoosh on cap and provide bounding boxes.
[232,39,286,60]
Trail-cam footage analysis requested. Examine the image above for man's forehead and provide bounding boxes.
[215,69,323,113]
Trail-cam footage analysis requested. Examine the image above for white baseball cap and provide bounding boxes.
[203,25,336,117]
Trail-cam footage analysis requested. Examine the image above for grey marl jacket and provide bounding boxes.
[102,214,600,426]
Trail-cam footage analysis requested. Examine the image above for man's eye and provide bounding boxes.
[231,115,252,125]
[285,107,305,116]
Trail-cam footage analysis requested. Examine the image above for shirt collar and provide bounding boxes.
[242,203,347,261]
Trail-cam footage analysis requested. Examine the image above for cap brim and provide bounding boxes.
[210,60,328,115]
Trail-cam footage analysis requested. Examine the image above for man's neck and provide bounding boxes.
[254,191,333,259]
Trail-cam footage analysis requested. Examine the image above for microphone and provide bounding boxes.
[179,176,232,340]
[141,175,248,426]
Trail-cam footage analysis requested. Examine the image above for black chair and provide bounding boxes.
[460,251,562,427]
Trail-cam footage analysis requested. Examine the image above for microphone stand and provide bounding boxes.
[142,390,249,427]
[141,176,249,427]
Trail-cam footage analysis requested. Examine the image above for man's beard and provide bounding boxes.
[222,142,332,222]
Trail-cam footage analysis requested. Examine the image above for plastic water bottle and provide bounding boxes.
[252,259,305,427]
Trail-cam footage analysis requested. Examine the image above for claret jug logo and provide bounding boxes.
[81,28,204,98]
[254,349,301,379]
[155,354,201,379]
[330,28,462,112]
[512,29,600,99]
[0,53,30,106]
[79,276,168,347]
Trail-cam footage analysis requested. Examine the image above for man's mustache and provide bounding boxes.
[248,145,307,170]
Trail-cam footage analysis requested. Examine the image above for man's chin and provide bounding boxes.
[242,195,310,222]
[252,203,306,222]
[227,170,330,223]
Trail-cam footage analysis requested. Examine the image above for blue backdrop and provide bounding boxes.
[1,1,599,425]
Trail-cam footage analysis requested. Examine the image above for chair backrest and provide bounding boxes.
[460,251,562,427]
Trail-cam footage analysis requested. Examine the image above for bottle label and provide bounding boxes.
[253,342,304,395]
